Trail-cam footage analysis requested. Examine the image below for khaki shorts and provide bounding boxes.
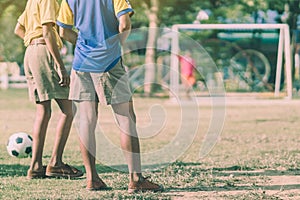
[24,45,69,102]
[69,60,132,105]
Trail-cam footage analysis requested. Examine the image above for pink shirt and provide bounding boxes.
[179,55,195,76]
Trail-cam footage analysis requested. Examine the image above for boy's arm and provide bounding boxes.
[118,13,131,45]
[14,22,25,39]
[43,22,69,87]
[59,27,77,45]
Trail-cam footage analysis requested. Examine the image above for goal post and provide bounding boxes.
[170,23,292,99]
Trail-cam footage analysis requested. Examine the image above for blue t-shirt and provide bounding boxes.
[57,0,134,72]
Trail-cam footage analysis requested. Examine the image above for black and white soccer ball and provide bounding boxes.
[6,132,33,158]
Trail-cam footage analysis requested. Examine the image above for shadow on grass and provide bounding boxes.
[166,184,300,192]
[0,164,28,177]
[212,165,300,176]
[0,162,169,178]
[0,164,117,177]
[108,163,176,173]
[2,162,299,194]
[111,162,300,193]
[164,162,300,194]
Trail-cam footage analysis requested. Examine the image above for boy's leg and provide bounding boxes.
[68,70,106,187]
[27,100,51,178]
[77,100,107,190]
[45,99,83,178]
[77,100,98,180]
[111,101,163,193]
[111,101,142,182]
[48,99,73,166]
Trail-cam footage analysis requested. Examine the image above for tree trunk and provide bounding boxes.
[143,0,159,96]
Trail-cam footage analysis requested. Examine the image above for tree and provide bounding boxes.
[130,0,294,94]
[139,0,159,95]
[0,1,26,63]
[0,0,294,79]
[131,0,208,95]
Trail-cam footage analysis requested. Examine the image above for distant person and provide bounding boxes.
[14,0,83,179]
[193,9,209,24]
[265,3,280,24]
[280,3,290,24]
[253,10,266,23]
[57,0,163,193]
[179,50,196,98]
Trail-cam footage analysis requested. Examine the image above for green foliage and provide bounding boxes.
[158,0,201,26]
[0,0,295,63]
[129,5,149,28]
[0,1,25,63]
[130,0,290,29]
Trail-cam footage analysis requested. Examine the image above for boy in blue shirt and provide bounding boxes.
[57,0,163,193]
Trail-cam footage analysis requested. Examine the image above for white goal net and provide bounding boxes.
[170,23,292,99]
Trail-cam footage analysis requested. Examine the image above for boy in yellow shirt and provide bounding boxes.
[14,0,83,179]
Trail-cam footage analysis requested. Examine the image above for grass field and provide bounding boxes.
[0,89,300,199]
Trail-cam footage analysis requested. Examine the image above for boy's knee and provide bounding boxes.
[64,111,74,121]
[37,107,52,120]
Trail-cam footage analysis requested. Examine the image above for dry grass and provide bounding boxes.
[0,89,300,199]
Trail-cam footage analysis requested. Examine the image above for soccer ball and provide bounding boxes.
[6,132,33,158]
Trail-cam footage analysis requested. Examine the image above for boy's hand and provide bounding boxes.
[57,67,70,87]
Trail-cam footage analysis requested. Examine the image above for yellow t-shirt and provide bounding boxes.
[18,0,63,48]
